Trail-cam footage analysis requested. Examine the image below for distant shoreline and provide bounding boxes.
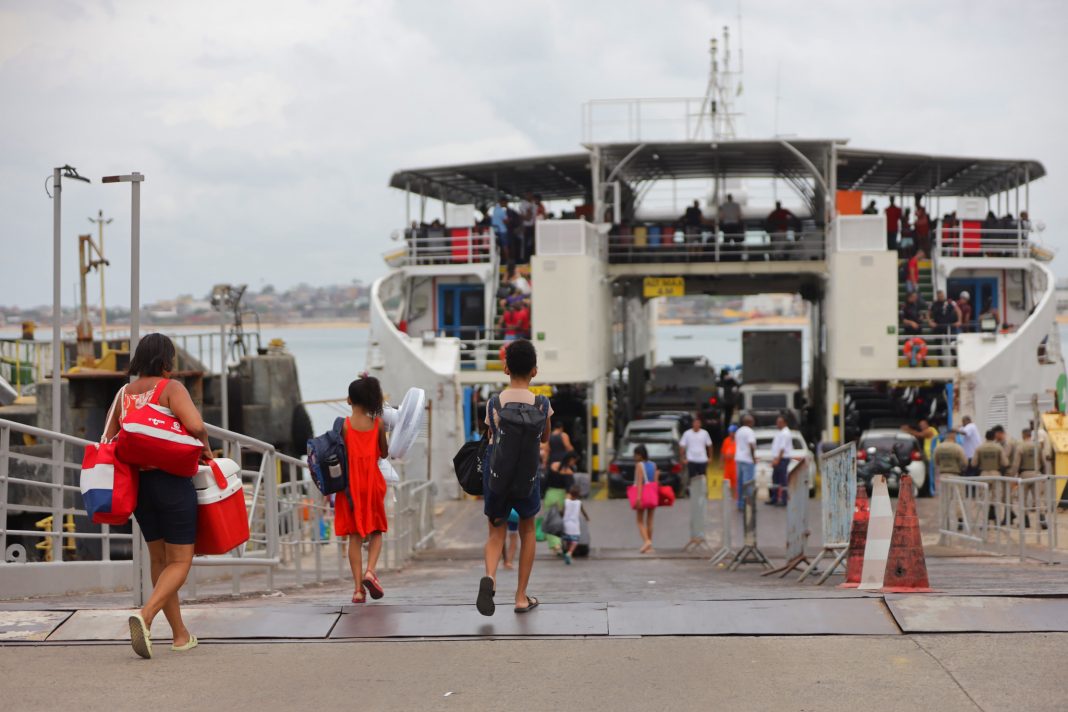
[0,319,369,338]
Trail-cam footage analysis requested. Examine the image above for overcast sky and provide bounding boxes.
[2,0,1066,308]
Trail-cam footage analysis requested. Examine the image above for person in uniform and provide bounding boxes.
[972,430,1008,476]
[973,430,1009,523]
[933,436,968,478]
[993,425,1018,470]
[1011,428,1047,529]
[933,435,969,531]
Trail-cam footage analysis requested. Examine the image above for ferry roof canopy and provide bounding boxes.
[389,152,592,206]
[389,140,1044,205]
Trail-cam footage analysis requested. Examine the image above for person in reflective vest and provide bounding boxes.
[971,430,1008,477]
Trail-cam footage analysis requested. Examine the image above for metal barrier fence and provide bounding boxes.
[799,442,856,584]
[937,474,1065,563]
[709,479,734,565]
[607,230,826,264]
[0,417,436,603]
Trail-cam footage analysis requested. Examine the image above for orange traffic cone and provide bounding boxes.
[881,474,933,593]
[839,485,870,589]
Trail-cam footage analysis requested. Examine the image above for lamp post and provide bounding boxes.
[102,171,146,604]
[48,164,89,564]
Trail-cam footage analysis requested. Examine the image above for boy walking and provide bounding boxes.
[478,339,552,616]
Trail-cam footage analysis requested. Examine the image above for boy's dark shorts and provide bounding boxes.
[561,534,579,544]
[483,456,541,526]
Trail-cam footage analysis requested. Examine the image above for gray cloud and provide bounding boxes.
[1,0,1066,309]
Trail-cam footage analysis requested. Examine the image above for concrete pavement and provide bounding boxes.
[2,634,1065,712]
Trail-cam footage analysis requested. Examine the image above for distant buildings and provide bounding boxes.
[1,281,372,332]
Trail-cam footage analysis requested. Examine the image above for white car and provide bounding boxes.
[623,418,683,444]
[752,428,816,499]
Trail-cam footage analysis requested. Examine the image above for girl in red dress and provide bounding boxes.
[336,377,389,603]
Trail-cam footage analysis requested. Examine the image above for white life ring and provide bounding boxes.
[388,387,426,459]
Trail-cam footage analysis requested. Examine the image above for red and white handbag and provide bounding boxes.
[115,378,203,477]
[80,394,139,525]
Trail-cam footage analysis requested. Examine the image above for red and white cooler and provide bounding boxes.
[193,458,250,555]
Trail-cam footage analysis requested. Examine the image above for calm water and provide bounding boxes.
[289,323,811,434]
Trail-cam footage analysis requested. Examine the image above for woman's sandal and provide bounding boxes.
[476,576,495,617]
[514,596,540,614]
[362,570,384,600]
[128,613,153,660]
[352,589,366,604]
[171,635,198,652]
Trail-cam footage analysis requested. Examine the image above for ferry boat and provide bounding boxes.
[367,46,1060,498]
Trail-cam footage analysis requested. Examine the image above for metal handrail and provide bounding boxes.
[607,229,826,263]
[400,231,496,266]
[2,416,437,601]
[935,225,1033,259]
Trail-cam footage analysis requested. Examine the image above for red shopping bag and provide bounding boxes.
[80,442,139,526]
[658,485,676,507]
[116,378,202,476]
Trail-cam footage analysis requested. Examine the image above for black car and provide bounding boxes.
[607,438,684,498]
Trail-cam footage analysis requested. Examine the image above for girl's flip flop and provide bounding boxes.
[362,570,384,600]
[514,596,540,614]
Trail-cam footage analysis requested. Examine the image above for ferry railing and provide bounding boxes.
[896,332,958,368]
[935,226,1032,259]
[456,328,523,372]
[400,231,495,266]
[1,416,437,602]
[607,229,826,264]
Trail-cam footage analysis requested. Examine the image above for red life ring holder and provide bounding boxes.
[903,337,928,362]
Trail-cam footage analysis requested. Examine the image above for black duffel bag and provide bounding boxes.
[453,436,487,496]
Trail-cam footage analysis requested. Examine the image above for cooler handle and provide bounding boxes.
[208,459,228,489]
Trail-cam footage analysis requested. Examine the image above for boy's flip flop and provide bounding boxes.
[171,635,198,652]
[128,613,153,660]
[476,576,495,617]
[514,596,539,614]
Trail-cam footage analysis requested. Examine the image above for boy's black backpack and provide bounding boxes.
[307,417,349,497]
[487,395,549,499]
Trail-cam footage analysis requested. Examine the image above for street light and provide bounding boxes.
[101,172,144,349]
[46,164,90,566]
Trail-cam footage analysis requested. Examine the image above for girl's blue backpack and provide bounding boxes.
[307,417,349,496]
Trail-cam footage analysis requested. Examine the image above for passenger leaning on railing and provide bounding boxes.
[104,333,213,659]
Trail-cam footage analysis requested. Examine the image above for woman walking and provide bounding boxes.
[106,334,212,659]
[632,444,659,554]
[338,376,389,604]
